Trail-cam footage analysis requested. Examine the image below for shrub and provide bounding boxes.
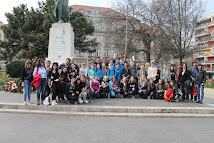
[6,61,25,78]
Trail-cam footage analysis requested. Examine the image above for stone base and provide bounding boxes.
[46,23,74,64]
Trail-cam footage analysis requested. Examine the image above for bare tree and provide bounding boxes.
[109,0,206,65]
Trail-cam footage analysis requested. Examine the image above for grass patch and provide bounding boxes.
[205,86,214,89]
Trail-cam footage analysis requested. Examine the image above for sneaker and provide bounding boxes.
[199,101,202,104]
[52,101,55,106]
[196,101,200,103]
[176,99,179,102]
[37,101,40,105]
[28,101,33,104]
[74,101,78,105]
[67,100,71,104]
[54,100,57,105]
[24,102,27,105]
[84,100,89,104]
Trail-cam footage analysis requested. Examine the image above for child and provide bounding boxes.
[109,76,120,98]
[155,79,164,99]
[100,75,110,98]
[95,64,103,81]
[107,64,115,80]
[148,79,156,99]
[138,75,148,99]
[66,76,78,105]
[164,81,179,102]
[119,77,128,98]
[91,75,100,99]
[115,64,122,83]
[127,76,138,98]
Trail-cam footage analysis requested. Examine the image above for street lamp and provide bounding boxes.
[125,0,128,55]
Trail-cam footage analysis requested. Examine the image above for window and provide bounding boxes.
[79,9,84,14]
[96,50,99,57]
[95,23,100,31]
[92,9,98,15]
[105,12,110,16]
[115,13,120,17]
[105,49,109,57]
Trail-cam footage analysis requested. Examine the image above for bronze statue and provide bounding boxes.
[54,0,70,23]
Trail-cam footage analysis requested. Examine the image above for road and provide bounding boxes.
[0,113,214,143]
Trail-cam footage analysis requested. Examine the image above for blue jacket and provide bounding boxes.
[95,68,103,80]
[189,66,198,78]
[107,68,115,80]
[114,62,123,70]
[115,68,122,83]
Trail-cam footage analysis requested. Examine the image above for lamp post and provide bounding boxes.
[125,1,128,55]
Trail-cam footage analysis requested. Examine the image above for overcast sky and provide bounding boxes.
[0,0,213,24]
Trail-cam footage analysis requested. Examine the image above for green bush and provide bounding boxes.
[6,61,25,78]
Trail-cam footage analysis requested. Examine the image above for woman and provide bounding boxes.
[33,59,47,105]
[178,64,191,101]
[127,76,138,98]
[148,79,156,99]
[195,64,206,104]
[100,76,110,98]
[164,80,179,102]
[107,64,115,80]
[69,63,79,78]
[176,65,182,88]
[88,64,95,84]
[95,64,103,81]
[59,67,70,101]
[21,60,33,105]
[48,62,59,105]
[66,76,78,105]
[138,75,148,99]
[79,62,88,78]
[170,66,176,82]
[91,75,100,99]
[148,61,157,82]
[119,77,128,98]
[163,78,170,92]
[155,79,164,99]
[109,76,120,98]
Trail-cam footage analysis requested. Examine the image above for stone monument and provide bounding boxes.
[46,0,74,64]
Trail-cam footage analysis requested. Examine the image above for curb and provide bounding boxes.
[0,103,214,115]
[0,109,214,118]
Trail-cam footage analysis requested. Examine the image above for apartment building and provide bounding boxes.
[194,14,214,79]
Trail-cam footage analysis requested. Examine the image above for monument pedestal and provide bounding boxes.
[46,23,74,64]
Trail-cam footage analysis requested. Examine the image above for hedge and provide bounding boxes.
[6,61,25,78]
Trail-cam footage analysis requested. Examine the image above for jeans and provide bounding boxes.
[196,83,204,102]
[24,80,32,102]
[181,83,188,100]
[110,89,120,97]
[93,91,100,99]
[37,79,46,101]
[78,92,88,104]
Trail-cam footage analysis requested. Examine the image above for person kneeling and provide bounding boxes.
[138,75,148,99]
[128,76,138,98]
[155,79,164,99]
[119,77,128,98]
[100,76,110,98]
[91,75,100,99]
[109,76,120,98]
[147,79,156,99]
[66,76,78,105]
[164,81,179,102]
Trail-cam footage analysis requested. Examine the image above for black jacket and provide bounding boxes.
[178,70,191,84]
[196,70,206,84]
[21,67,33,82]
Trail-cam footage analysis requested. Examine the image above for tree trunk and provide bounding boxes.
[146,52,150,63]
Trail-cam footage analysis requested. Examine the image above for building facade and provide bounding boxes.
[194,14,214,79]
[71,5,149,64]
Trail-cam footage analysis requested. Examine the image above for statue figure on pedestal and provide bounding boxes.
[54,0,70,23]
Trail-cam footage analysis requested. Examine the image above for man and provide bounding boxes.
[79,75,90,103]
[150,58,158,67]
[59,58,71,72]
[137,65,147,81]
[94,57,102,68]
[69,56,79,73]
[88,59,96,69]
[103,57,108,67]
[114,58,123,70]
[189,61,198,100]
[128,62,137,79]
[121,62,129,79]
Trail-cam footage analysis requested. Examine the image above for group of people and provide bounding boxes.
[21,55,206,105]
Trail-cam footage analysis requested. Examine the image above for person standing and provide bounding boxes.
[48,62,60,105]
[107,64,115,80]
[95,64,103,81]
[137,65,147,81]
[170,65,176,82]
[79,62,88,78]
[102,63,108,76]
[128,62,138,80]
[45,60,51,98]
[189,61,198,101]
[195,64,206,104]
[160,64,171,81]
[121,62,129,79]
[33,59,47,105]
[147,61,157,82]
[21,60,33,105]
[115,64,122,83]
[178,64,191,101]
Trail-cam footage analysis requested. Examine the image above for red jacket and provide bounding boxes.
[164,88,174,102]
[31,73,41,88]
